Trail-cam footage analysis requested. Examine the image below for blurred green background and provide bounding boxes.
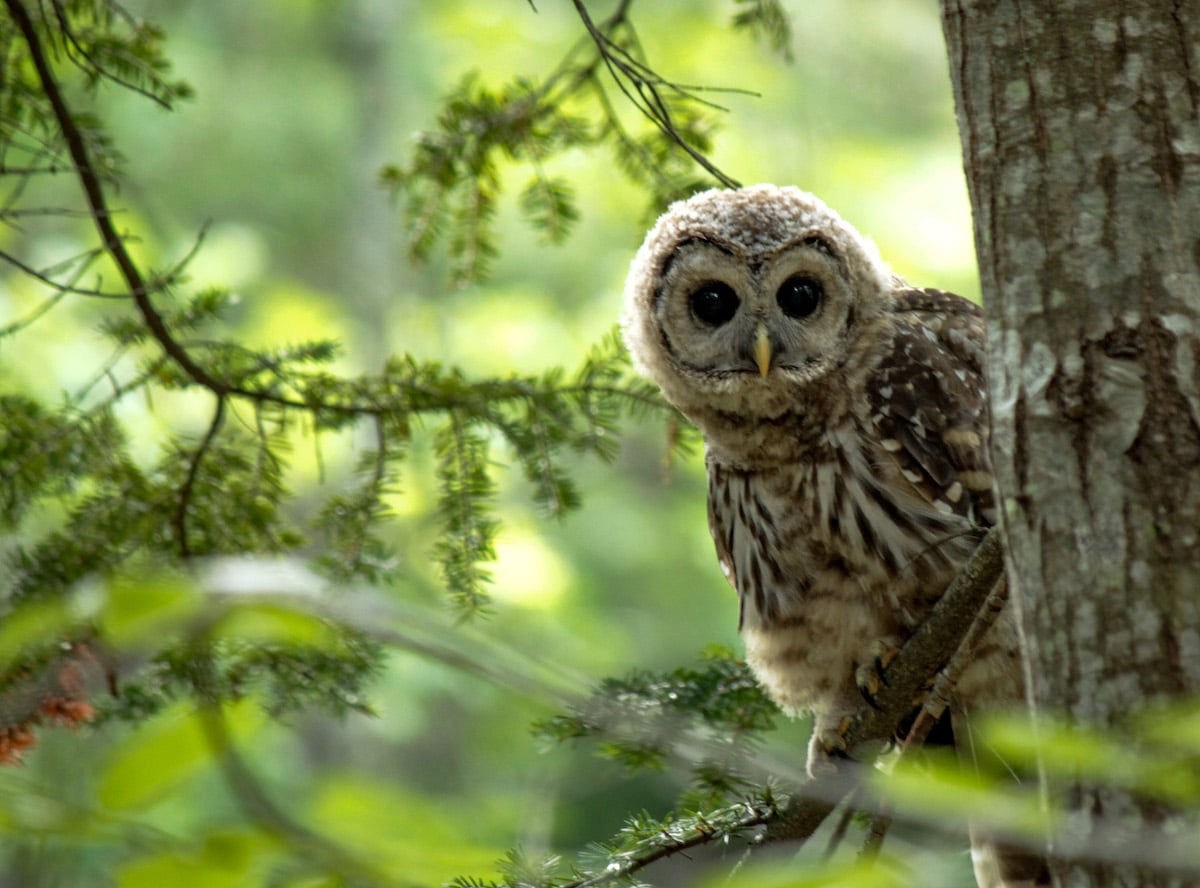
[0,0,977,883]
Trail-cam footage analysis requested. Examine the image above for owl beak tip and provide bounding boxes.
[754,325,772,378]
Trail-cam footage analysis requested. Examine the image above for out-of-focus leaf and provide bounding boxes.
[306,776,502,881]
[213,602,335,648]
[713,856,912,888]
[873,750,1053,838]
[0,598,76,669]
[118,830,276,888]
[985,711,1200,802]
[98,571,200,650]
[98,699,265,811]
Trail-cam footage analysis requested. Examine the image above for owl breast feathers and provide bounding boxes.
[620,184,1021,718]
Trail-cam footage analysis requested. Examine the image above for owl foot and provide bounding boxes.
[806,714,854,776]
[855,636,904,709]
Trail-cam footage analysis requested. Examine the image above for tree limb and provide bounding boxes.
[521,528,1009,883]
[766,526,1006,842]
[5,0,231,395]
[175,397,227,560]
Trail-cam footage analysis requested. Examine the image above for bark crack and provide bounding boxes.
[1170,0,1200,115]
[1012,0,1050,162]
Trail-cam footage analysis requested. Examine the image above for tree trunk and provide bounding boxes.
[941,1,1200,884]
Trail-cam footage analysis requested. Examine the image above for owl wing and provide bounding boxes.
[869,287,994,528]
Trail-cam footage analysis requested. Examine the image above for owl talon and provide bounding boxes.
[855,636,904,708]
[873,655,892,687]
[858,679,884,710]
[824,715,853,754]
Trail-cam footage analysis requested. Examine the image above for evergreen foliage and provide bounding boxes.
[5,1,1197,886]
[379,0,767,284]
[0,0,673,716]
[0,1,764,881]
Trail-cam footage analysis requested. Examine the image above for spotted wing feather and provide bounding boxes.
[871,288,994,528]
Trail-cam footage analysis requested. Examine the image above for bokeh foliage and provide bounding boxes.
[0,1,1080,886]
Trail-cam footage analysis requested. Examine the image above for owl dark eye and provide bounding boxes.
[777,275,823,319]
[688,282,740,327]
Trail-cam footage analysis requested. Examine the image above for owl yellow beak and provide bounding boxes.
[754,324,772,378]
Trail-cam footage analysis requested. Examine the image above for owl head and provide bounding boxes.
[622,185,893,423]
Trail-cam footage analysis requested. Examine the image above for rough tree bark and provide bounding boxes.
[941,2,1200,885]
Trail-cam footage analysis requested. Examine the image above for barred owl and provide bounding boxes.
[621,185,1042,888]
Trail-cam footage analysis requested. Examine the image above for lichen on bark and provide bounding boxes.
[942,1,1200,882]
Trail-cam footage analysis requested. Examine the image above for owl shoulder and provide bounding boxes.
[868,287,993,525]
[888,286,985,376]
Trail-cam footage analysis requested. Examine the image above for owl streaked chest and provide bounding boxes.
[706,419,977,634]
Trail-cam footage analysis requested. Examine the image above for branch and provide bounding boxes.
[568,802,780,888]
[569,0,741,189]
[861,552,1011,857]
[5,0,230,395]
[0,247,123,300]
[511,529,1007,885]
[175,396,227,559]
[766,526,1006,842]
[49,1,178,109]
[845,528,1005,757]
[4,16,666,450]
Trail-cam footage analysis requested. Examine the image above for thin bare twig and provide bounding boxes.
[0,285,69,336]
[0,247,124,299]
[569,0,741,189]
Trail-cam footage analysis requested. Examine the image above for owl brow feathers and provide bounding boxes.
[654,236,735,289]
[654,232,845,294]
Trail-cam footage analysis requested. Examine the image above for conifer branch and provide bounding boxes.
[6,0,229,396]
[175,397,227,559]
[509,530,1007,882]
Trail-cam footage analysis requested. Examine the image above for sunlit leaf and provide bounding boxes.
[714,856,912,888]
[213,602,335,648]
[873,751,1053,838]
[985,711,1200,802]
[306,776,502,881]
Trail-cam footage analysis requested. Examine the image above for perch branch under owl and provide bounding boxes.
[764,526,1006,843]
[543,527,1009,887]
